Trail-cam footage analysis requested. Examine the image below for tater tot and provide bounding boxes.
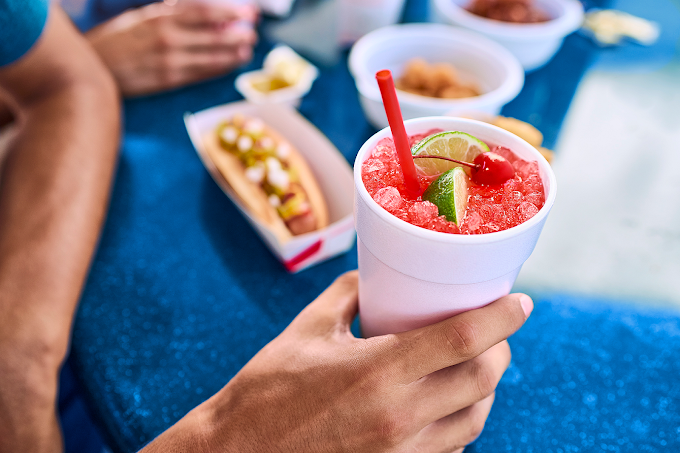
[396,59,482,100]
[400,58,429,90]
[492,116,544,147]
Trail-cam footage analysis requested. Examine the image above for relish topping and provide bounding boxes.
[217,115,311,221]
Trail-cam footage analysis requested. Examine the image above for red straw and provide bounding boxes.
[375,70,421,198]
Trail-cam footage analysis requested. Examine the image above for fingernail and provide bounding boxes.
[519,294,533,318]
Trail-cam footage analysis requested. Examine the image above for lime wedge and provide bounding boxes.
[412,131,489,176]
[422,167,469,225]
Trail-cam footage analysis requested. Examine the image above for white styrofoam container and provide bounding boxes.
[354,117,556,337]
[348,24,524,129]
[337,0,407,44]
[431,0,584,71]
[235,46,319,108]
[185,101,356,273]
[257,0,295,17]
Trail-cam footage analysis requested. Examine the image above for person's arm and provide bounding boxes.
[0,7,119,452]
[0,100,12,129]
[141,271,533,453]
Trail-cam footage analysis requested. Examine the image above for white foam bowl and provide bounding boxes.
[431,0,584,71]
[348,24,524,130]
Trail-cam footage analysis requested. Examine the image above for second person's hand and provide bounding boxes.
[86,1,258,97]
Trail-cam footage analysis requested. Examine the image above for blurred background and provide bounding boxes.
[515,0,680,307]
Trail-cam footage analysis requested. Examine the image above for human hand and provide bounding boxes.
[143,271,533,453]
[85,1,258,97]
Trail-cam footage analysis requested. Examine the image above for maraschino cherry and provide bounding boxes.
[413,152,515,186]
[470,152,515,186]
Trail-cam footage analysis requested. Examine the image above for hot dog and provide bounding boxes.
[203,114,329,242]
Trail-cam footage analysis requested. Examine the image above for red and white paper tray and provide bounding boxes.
[184,101,356,273]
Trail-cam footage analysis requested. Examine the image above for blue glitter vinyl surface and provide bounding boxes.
[73,283,680,453]
[472,295,680,452]
[67,1,680,451]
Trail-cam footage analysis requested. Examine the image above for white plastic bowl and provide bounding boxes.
[348,24,524,129]
[431,0,584,71]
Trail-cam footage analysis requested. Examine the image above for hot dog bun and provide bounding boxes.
[203,115,329,243]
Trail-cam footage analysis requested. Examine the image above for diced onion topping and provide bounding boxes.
[220,126,239,145]
[237,135,254,153]
[245,164,265,184]
[265,157,283,172]
[266,157,290,190]
[268,194,281,207]
[258,137,275,151]
[276,142,291,159]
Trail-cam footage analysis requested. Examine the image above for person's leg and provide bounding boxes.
[0,7,119,452]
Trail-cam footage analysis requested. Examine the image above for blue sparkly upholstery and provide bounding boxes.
[471,295,680,452]
[68,1,680,452]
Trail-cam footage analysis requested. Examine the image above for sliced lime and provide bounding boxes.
[412,131,489,176]
[422,167,469,225]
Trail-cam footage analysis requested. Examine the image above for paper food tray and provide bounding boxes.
[185,101,356,273]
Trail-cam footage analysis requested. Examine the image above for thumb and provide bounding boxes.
[292,271,359,337]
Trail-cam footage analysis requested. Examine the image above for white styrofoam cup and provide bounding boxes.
[354,117,556,337]
[338,0,408,44]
